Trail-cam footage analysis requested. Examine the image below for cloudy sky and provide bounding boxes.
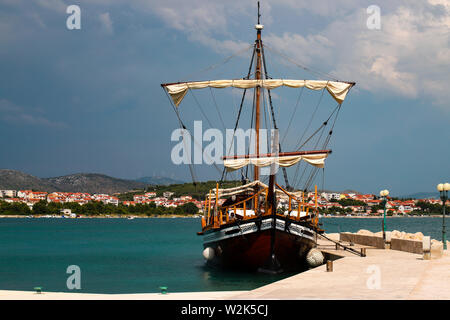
[0,0,449,196]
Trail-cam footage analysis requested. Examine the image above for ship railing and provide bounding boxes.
[275,183,319,226]
[215,188,267,227]
[202,184,320,229]
[203,186,268,229]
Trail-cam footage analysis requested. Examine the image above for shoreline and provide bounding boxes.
[0,214,444,219]
[0,214,202,219]
[320,215,444,218]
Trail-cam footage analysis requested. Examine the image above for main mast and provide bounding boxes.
[253,4,263,212]
[254,5,263,183]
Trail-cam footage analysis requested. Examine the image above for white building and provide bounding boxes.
[145,192,156,198]
[0,190,17,198]
[321,192,342,201]
[163,192,174,198]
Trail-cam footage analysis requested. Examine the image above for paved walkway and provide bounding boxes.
[228,249,450,299]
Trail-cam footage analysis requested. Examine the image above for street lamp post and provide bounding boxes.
[380,189,389,241]
[437,183,449,250]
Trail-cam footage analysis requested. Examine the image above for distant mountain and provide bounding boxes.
[135,176,185,186]
[44,173,149,194]
[0,169,148,194]
[0,169,56,191]
[398,192,438,199]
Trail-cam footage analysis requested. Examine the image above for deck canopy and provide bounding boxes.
[222,150,330,172]
[162,79,354,106]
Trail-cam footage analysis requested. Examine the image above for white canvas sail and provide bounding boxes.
[163,79,353,106]
[223,152,329,171]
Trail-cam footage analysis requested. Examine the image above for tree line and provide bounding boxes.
[0,200,199,217]
[119,180,242,201]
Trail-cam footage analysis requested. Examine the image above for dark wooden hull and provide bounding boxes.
[202,215,317,272]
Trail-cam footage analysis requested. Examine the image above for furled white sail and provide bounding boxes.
[164,79,353,106]
[223,152,329,171]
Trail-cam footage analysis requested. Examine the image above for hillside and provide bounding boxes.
[119,180,243,201]
[0,170,148,194]
[135,176,185,186]
[44,173,148,194]
[0,169,57,191]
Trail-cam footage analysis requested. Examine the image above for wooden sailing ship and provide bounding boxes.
[161,3,355,273]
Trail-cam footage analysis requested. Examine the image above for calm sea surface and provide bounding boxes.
[0,217,445,294]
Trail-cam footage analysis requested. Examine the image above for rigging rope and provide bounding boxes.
[162,87,223,179]
[264,44,339,81]
[189,88,214,128]
[161,36,354,192]
[181,44,253,82]
[162,87,198,185]
[281,87,304,146]
[296,103,340,151]
[261,42,291,189]
[293,88,325,151]
[244,87,256,182]
[302,102,344,191]
[292,102,340,190]
[209,87,226,131]
[220,44,257,183]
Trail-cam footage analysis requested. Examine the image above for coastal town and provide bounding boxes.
[0,188,447,217]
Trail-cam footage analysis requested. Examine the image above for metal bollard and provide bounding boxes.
[326,260,333,272]
[159,286,168,294]
[361,248,366,257]
[423,236,431,260]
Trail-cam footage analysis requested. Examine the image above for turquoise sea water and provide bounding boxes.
[0,217,445,294]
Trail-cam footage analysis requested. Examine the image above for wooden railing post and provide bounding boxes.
[207,190,211,225]
[315,184,318,223]
[215,183,219,227]
[265,187,269,215]
[301,191,304,213]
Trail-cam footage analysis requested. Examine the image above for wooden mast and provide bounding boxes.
[254,4,275,215]
[254,3,262,211]
[256,3,278,272]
